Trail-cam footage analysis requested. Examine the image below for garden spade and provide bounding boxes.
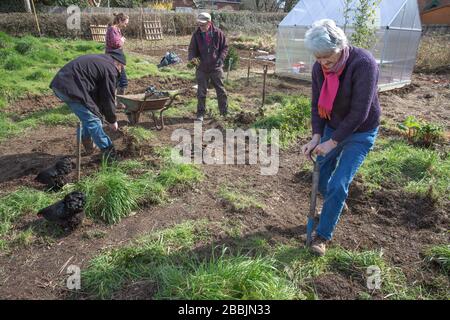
[306,149,320,246]
[76,122,81,182]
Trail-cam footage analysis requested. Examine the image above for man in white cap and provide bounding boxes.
[188,12,229,122]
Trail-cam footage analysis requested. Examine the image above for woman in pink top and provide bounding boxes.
[106,13,129,102]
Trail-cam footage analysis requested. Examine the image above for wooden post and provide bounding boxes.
[172,16,178,51]
[247,48,252,86]
[227,58,233,82]
[261,64,268,110]
[30,0,41,37]
[76,123,81,182]
[140,6,144,48]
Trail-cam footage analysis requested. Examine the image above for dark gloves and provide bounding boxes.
[216,58,223,68]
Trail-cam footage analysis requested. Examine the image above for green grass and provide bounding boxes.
[156,249,299,300]
[74,149,203,224]
[327,248,387,277]
[76,166,141,225]
[12,228,35,247]
[325,248,415,299]
[163,97,197,118]
[122,127,156,155]
[218,186,264,211]
[156,162,203,189]
[82,217,448,299]
[279,245,422,300]
[253,94,311,147]
[165,95,244,120]
[274,245,329,282]
[83,221,298,300]
[0,105,78,140]
[117,159,148,172]
[157,66,195,80]
[82,220,209,299]
[0,33,105,108]
[359,138,450,201]
[132,171,167,205]
[0,33,193,109]
[125,126,155,144]
[425,245,450,274]
[0,188,60,239]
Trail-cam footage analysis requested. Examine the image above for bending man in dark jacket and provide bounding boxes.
[188,12,228,122]
[50,49,126,160]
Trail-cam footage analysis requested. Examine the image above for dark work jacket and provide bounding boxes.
[50,54,119,123]
[188,24,228,73]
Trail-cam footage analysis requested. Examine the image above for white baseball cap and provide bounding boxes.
[197,12,211,24]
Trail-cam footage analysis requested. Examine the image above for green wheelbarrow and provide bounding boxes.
[117,87,191,130]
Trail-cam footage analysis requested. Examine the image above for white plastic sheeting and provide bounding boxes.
[275,0,422,90]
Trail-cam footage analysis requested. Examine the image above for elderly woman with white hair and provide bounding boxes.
[301,19,381,256]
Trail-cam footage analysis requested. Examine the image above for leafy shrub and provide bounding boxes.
[224,46,239,71]
[398,116,444,147]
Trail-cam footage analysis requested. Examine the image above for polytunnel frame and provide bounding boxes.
[274,0,423,92]
[377,0,422,91]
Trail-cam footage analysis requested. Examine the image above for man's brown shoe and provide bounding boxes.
[82,137,96,155]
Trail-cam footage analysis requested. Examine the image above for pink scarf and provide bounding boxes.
[317,46,350,120]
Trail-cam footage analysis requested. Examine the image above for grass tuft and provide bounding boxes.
[218,186,264,211]
[425,245,450,274]
[359,138,450,201]
[76,166,140,224]
[82,220,207,299]
[156,248,299,300]
[253,94,311,147]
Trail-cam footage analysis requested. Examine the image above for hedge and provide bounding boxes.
[0,11,285,39]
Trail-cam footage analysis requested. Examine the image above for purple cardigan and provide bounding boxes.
[311,46,381,142]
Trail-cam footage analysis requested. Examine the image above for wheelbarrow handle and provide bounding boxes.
[166,94,178,108]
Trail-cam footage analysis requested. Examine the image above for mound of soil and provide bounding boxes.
[234,111,257,125]
[312,273,369,300]
[347,182,448,231]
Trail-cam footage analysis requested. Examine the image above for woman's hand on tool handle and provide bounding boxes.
[109,121,118,132]
[314,139,338,157]
[302,134,321,156]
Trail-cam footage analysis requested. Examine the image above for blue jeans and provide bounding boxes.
[53,89,113,150]
[316,125,378,240]
[119,66,128,88]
